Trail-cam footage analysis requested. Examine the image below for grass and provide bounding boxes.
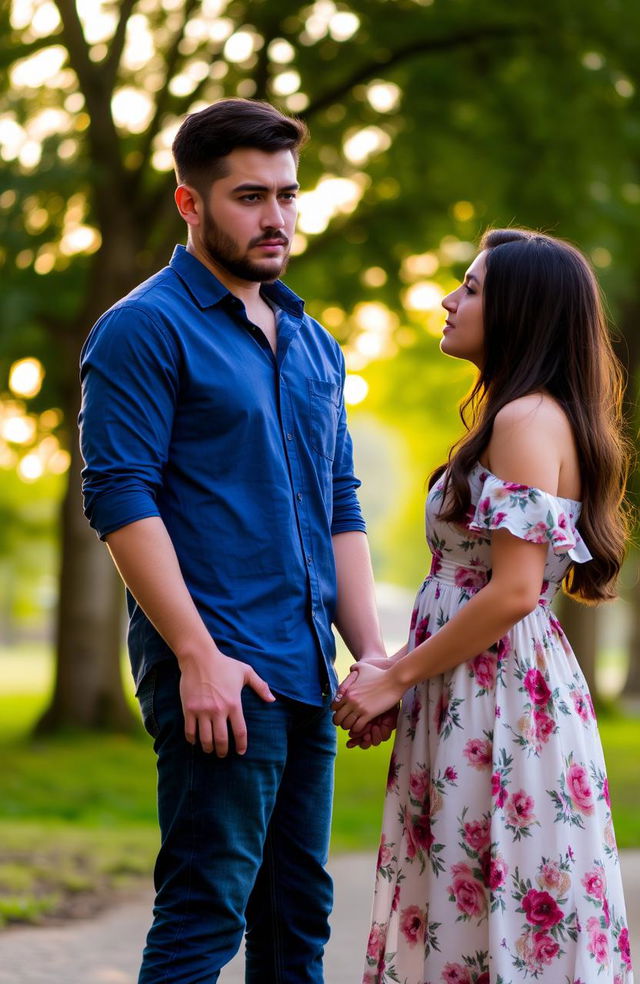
[1,646,639,927]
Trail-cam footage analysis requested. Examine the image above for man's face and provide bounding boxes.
[199,148,299,283]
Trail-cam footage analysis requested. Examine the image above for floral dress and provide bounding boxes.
[363,463,634,984]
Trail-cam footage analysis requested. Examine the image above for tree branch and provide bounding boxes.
[133,0,202,186]
[302,24,538,120]
[52,0,126,195]
[103,0,138,91]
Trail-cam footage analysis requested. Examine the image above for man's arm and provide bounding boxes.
[106,517,274,756]
[332,531,397,748]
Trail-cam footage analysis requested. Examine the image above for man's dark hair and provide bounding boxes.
[172,98,308,192]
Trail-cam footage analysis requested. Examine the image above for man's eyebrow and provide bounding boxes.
[232,182,300,192]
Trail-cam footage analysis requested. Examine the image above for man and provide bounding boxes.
[79,98,394,983]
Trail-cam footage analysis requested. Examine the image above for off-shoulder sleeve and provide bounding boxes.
[468,472,592,564]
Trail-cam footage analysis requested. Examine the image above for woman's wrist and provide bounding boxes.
[389,656,416,694]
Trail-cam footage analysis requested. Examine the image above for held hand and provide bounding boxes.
[331,662,405,735]
[179,655,275,757]
[345,705,399,750]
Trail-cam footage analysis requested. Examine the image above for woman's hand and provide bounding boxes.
[332,662,406,735]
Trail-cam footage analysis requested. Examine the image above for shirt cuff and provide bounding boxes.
[84,488,161,540]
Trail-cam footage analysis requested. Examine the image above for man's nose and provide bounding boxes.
[261,198,285,229]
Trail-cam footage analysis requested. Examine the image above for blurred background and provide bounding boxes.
[1,0,639,929]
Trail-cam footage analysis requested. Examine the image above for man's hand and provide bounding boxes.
[345,705,399,750]
[179,654,274,757]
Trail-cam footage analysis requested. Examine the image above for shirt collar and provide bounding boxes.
[169,245,304,318]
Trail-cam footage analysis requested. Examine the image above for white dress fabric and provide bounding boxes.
[363,463,633,984]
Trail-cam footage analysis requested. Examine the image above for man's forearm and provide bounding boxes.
[332,530,386,661]
[106,516,219,667]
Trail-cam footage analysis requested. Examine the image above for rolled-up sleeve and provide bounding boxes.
[79,305,180,540]
[330,358,366,536]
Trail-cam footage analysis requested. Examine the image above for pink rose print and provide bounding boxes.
[412,811,434,851]
[391,883,400,913]
[366,923,385,962]
[603,896,611,927]
[410,607,418,630]
[463,818,491,852]
[532,708,555,743]
[524,520,549,544]
[444,766,458,782]
[454,565,486,591]
[566,763,595,815]
[582,867,606,900]
[441,964,472,984]
[506,789,535,827]
[496,635,511,661]
[504,481,529,492]
[463,737,492,770]
[489,855,508,890]
[491,772,508,807]
[415,615,432,645]
[477,496,491,517]
[430,548,443,576]
[435,690,449,734]
[448,861,487,919]
[587,916,609,964]
[521,888,564,929]
[377,835,393,871]
[603,777,611,808]
[408,695,422,730]
[471,652,496,689]
[571,689,590,722]
[619,927,632,967]
[387,752,400,791]
[537,861,570,896]
[532,931,560,965]
[409,769,430,802]
[475,974,490,984]
[399,904,426,947]
[524,668,551,705]
[586,692,596,718]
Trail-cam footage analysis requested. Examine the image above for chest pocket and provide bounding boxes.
[307,378,341,461]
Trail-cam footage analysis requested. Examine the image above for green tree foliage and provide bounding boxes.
[1,0,639,727]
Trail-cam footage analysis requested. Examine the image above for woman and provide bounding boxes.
[332,229,634,983]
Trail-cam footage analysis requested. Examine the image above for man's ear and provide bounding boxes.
[175,184,202,227]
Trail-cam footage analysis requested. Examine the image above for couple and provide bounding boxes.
[79,99,633,983]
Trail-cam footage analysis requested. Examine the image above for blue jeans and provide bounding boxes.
[136,659,336,984]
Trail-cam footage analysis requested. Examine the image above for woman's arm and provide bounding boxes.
[333,397,570,734]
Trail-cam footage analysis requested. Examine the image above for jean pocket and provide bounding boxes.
[307,377,340,461]
[136,665,161,739]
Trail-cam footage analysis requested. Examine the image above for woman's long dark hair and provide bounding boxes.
[431,228,630,603]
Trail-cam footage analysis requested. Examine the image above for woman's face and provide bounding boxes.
[440,250,487,367]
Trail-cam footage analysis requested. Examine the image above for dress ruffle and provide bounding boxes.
[467,467,592,564]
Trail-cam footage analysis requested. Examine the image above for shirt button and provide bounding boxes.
[306,555,312,565]
[286,432,293,441]
[296,492,303,502]
[312,608,317,618]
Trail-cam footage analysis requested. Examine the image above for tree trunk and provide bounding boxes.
[36,229,144,734]
[623,552,640,697]
[36,424,135,733]
[554,593,600,702]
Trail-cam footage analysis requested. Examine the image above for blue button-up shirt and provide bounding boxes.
[79,246,365,704]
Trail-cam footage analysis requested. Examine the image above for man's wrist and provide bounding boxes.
[355,647,387,663]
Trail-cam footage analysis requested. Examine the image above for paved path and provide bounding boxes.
[0,852,638,983]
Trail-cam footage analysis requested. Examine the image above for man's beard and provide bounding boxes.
[201,211,290,282]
